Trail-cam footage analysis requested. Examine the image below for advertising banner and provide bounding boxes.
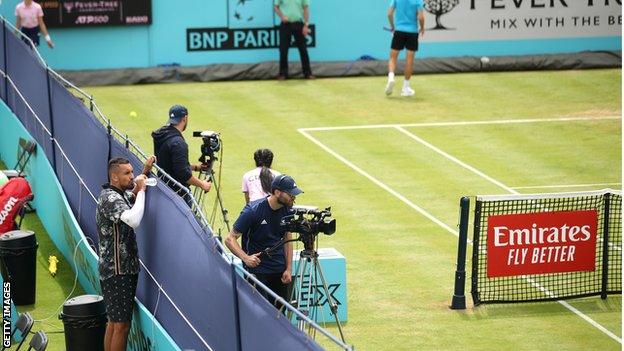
[487,210,598,277]
[424,0,621,42]
[41,0,152,27]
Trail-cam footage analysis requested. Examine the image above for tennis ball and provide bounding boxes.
[129,111,138,118]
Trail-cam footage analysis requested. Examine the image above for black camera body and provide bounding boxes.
[281,206,336,250]
[193,131,221,166]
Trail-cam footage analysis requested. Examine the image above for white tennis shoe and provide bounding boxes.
[385,79,395,96]
[401,86,415,97]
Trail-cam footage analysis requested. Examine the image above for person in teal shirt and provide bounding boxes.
[274,0,314,80]
[385,0,425,97]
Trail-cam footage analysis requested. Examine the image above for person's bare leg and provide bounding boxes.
[405,50,415,81]
[401,50,416,96]
[110,322,131,351]
[386,49,400,95]
[104,322,114,351]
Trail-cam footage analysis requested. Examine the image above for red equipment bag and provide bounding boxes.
[0,177,33,234]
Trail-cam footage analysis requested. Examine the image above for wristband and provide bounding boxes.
[45,34,51,42]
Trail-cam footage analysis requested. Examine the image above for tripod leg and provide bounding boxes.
[209,171,231,232]
[314,257,347,343]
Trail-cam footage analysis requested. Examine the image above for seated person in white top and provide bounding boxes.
[242,149,281,204]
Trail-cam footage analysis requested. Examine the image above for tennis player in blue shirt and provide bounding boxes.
[385,0,425,97]
[225,174,303,307]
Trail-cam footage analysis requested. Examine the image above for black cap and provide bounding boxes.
[168,104,188,124]
[271,174,303,196]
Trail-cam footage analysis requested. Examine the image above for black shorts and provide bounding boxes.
[101,274,138,323]
[20,26,40,46]
[391,31,419,51]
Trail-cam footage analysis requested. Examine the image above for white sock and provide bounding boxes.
[403,79,410,88]
[388,72,395,81]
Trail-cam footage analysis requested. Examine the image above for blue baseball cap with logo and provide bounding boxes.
[271,174,303,196]
[168,104,188,124]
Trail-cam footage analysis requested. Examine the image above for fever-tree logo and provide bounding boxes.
[228,0,274,29]
[424,0,459,30]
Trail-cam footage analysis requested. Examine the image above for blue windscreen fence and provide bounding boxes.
[0,18,331,350]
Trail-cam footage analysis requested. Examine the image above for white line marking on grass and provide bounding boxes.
[394,126,516,194]
[395,126,622,344]
[299,116,621,132]
[298,126,622,344]
[512,183,622,190]
[298,129,458,237]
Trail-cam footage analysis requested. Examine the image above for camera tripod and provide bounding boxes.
[288,246,346,343]
[192,159,231,237]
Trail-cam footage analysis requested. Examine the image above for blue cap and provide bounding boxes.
[271,174,303,196]
[168,104,188,124]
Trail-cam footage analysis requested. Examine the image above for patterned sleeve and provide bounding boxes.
[126,191,136,204]
[100,193,129,224]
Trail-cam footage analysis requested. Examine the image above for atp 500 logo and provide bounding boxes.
[187,0,316,51]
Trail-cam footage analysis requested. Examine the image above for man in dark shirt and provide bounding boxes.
[96,156,154,351]
[152,104,211,203]
[225,174,303,306]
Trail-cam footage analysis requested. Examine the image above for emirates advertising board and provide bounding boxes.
[422,0,621,42]
[487,210,598,278]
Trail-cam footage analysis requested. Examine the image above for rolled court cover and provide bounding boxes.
[469,189,621,305]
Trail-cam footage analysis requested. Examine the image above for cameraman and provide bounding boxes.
[152,105,211,203]
[225,174,303,306]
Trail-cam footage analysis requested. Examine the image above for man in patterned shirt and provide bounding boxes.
[96,156,154,351]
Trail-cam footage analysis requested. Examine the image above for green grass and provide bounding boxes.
[75,69,624,350]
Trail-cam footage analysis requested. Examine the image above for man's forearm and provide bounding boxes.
[274,5,285,21]
[187,174,203,187]
[225,232,248,260]
[303,6,309,24]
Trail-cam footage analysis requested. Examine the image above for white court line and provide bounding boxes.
[300,116,621,132]
[512,183,622,190]
[395,126,622,344]
[298,130,458,236]
[298,127,622,344]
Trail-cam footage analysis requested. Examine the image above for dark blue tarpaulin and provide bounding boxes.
[49,76,108,245]
[236,274,324,351]
[5,31,53,162]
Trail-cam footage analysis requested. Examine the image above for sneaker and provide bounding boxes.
[385,79,395,96]
[401,86,415,97]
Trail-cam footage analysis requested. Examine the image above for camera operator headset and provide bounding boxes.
[151,105,212,205]
[225,174,303,306]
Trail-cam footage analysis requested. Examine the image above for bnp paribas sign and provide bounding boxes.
[186,0,315,51]
[423,0,621,42]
